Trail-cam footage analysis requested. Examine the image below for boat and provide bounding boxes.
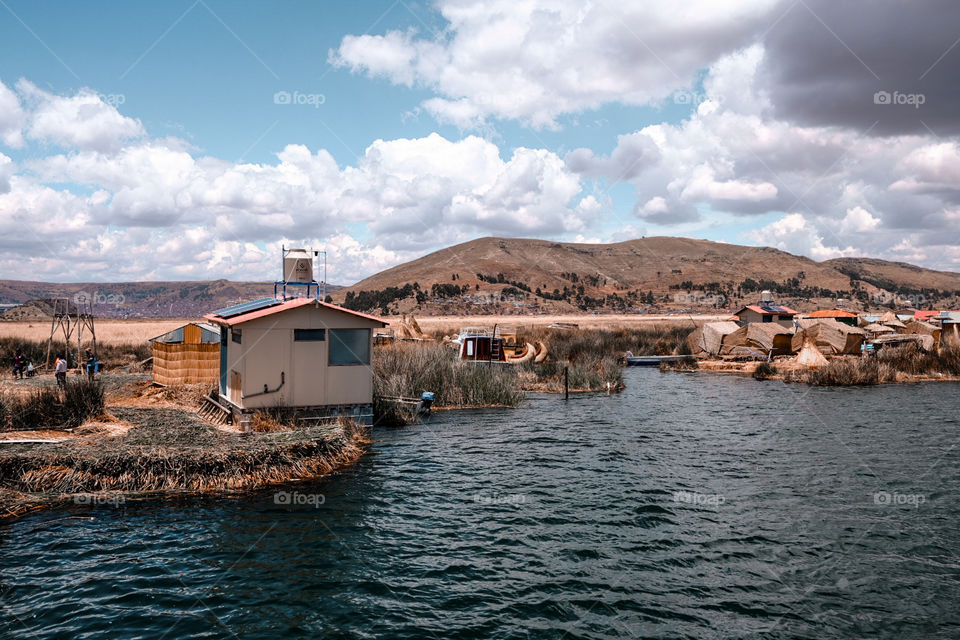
[454,327,507,363]
[625,355,693,366]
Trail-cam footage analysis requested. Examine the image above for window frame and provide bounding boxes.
[328,328,371,366]
[294,328,326,342]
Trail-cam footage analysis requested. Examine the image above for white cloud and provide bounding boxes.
[0,80,25,147]
[747,212,860,261]
[839,206,880,233]
[331,0,781,128]
[17,79,145,152]
[0,153,13,193]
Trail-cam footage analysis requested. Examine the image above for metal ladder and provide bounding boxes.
[489,324,501,362]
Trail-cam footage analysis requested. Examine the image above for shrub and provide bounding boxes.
[752,362,777,381]
[808,358,895,386]
[0,379,104,431]
[0,337,151,371]
[660,357,699,372]
[877,344,960,376]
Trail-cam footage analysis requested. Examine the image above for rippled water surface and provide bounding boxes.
[3,371,960,638]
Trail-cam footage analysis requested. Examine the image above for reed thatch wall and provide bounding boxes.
[152,341,219,385]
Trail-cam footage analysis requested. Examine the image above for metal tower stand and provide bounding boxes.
[44,298,97,372]
[76,299,97,372]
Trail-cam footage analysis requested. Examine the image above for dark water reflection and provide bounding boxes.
[2,371,959,638]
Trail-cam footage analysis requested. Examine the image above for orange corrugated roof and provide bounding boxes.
[913,310,941,321]
[204,298,388,327]
[808,309,858,318]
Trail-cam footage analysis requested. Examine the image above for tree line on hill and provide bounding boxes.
[339,270,960,314]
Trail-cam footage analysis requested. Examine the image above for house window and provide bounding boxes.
[762,315,772,323]
[294,329,326,341]
[232,329,242,344]
[329,329,371,365]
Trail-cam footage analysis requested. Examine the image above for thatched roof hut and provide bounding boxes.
[791,319,865,355]
[793,341,829,368]
[687,321,740,357]
[879,311,907,329]
[872,333,935,351]
[863,322,895,335]
[720,323,794,357]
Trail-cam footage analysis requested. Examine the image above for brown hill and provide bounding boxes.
[823,257,960,292]
[335,236,960,313]
[0,280,343,319]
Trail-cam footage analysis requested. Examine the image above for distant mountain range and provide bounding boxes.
[0,280,342,319]
[333,237,960,314]
[2,237,957,320]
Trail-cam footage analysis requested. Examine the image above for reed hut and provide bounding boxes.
[687,321,740,357]
[150,322,220,385]
[939,313,960,348]
[720,323,795,358]
[791,319,865,355]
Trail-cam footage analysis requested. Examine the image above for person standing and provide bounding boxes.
[13,350,26,379]
[55,355,67,388]
[85,349,97,381]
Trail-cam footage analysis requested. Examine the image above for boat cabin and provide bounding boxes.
[457,328,506,362]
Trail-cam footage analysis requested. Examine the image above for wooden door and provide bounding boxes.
[230,370,242,406]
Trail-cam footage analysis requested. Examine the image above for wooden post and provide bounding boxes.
[564,365,569,400]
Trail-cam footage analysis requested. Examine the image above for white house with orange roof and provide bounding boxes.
[204,297,388,425]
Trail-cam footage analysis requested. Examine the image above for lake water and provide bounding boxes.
[2,370,959,639]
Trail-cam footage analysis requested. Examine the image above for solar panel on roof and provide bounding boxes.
[760,305,790,313]
[212,297,281,318]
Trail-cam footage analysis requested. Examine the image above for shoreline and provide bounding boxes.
[681,358,960,384]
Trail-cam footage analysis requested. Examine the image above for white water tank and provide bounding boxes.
[759,290,774,304]
[283,249,314,283]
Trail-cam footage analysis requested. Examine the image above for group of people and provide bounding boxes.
[12,349,99,388]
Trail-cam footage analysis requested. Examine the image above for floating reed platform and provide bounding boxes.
[0,407,370,521]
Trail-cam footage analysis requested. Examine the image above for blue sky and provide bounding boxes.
[0,0,957,283]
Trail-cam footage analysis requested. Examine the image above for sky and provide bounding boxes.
[0,0,958,285]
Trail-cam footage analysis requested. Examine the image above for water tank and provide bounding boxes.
[759,290,774,304]
[283,249,314,283]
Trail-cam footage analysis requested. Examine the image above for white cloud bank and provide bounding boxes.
[331,0,780,128]
[0,79,597,283]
